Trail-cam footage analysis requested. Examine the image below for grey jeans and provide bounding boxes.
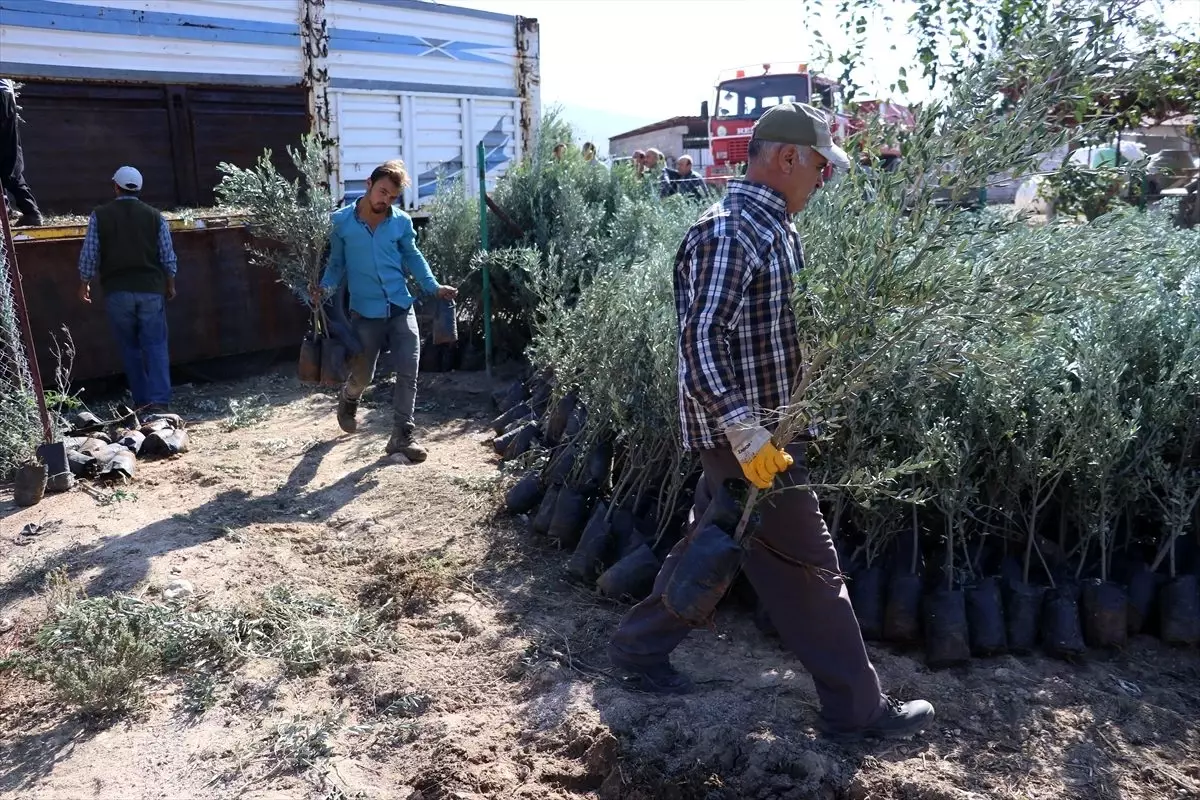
[608,444,886,730]
[341,305,420,429]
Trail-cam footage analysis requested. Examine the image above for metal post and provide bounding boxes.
[477,141,492,378]
[0,193,53,443]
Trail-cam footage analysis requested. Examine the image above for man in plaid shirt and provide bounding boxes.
[608,102,935,741]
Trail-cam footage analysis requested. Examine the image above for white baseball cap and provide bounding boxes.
[112,166,143,191]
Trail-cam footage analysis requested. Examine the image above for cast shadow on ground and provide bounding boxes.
[0,715,109,794]
[0,439,388,604]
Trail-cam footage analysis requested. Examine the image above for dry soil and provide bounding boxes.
[1,368,1198,800]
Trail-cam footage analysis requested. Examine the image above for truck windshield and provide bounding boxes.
[715,75,810,119]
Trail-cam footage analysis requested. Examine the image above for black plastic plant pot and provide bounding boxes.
[596,544,661,603]
[884,572,923,644]
[492,402,532,435]
[143,412,185,430]
[67,449,99,479]
[493,424,517,456]
[504,421,541,461]
[580,440,613,495]
[504,472,543,515]
[119,430,146,455]
[1081,579,1128,649]
[298,334,322,384]
[1041,586,1086,661]
[1005,583,1045,654]
[1159,575,1200,646]
[529,381,553,416]
[966,577,1007,656]
[36,441,69,477]
[707,479,749,535]
[500,421,540,461]
[663,523,745,626]
[548,487,590,550]
[156,429,189,456]
[563,404,588,440]
[531,484,560,536]
[1125,563,1159,636]
[101,449,137,482]
[849,565,887,641]
[494,379,525,413]
[13,462,48,507]
[320,338,348,386]
[567,501,614,583]
[543,444,578,487]
[546,390,579,446]
[923,589,971,668]
[611,506,641,554]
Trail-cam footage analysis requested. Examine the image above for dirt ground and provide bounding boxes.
[1,367,1198,800]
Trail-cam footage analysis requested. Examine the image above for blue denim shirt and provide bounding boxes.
[320,203,439,319]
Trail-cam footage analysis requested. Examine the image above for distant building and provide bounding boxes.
[608,116,713,169]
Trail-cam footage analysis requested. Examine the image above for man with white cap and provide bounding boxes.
[607,102,935,741]
[77,166,178,413]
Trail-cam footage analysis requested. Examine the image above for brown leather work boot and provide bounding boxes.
[336,396,358,433]
[385,424,427,463]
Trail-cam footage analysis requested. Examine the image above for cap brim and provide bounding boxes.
[814,143,851,171]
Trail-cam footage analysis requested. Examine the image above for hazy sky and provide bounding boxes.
[447,0,1197,153]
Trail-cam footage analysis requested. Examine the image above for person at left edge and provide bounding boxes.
[77,165,177,414]
[314,159,458,463]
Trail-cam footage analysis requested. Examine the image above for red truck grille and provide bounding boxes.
[725,138,749,164]
[712,136,749,166]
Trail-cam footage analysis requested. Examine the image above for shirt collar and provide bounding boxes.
[352,198,400,224]
[727,179,790,220]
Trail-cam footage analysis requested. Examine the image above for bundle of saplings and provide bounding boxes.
[420,111,707,365]
[480,19,1200,666]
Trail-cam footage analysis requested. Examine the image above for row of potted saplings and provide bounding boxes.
[487,376,1200,665]
[840,521,1200,667]
[489,376,695,601]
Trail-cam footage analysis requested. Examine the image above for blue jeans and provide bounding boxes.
[104,291,171,407]
[342,305,420,429]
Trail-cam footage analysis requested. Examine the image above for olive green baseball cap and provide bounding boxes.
[751,102,851,170]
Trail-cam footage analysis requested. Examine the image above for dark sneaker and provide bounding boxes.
[16,212,44,228]
[819,694,935,741]
[385,425,427,463]
[336,397,358,433]
[609,651,695,695]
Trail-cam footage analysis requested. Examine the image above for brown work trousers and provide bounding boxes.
[608,444,886,730]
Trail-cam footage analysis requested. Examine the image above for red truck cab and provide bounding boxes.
[704,63,912,184]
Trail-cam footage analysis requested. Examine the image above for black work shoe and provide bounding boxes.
[609,651,695,695]
[819,694,935,741]
[16,212,43,228]
[385,425,427,462]
[336,397,358,433]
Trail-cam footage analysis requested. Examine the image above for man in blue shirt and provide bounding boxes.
[316,160,457,462]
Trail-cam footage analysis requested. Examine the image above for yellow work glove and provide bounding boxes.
[725,424,793,490]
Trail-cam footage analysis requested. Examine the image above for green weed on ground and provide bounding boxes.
[3,573,399,718]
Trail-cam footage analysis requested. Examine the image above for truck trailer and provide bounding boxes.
[0,0,541,216]
[1,0,540,383]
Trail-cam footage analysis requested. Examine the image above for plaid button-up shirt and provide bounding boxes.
[675,180,805,451]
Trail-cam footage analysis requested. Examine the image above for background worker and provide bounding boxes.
[671,155,709,200]
[607,102,935,742]
[77,166,177,413]
[316,159,458,463]
[0,78,43,227]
